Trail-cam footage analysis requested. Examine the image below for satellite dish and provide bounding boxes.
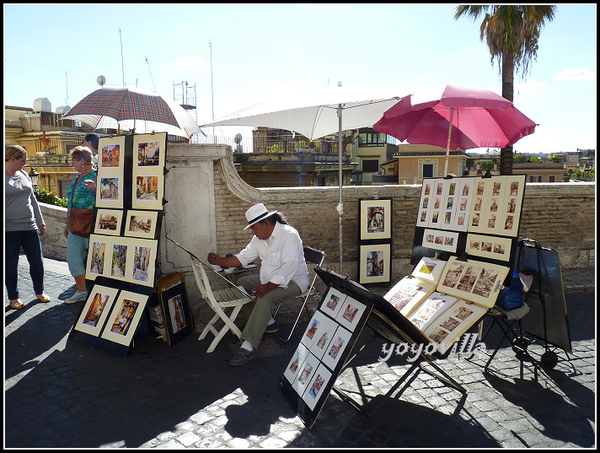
[97,75,106,87]
[234,133,243,144]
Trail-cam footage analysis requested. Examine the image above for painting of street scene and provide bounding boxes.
[109,298,139,336]
[136,175,159,201]
[101,143,120,167]
[99,177,120,201]
[83,292,111,328]
[111,243,128,279]
[167,293,187,334]
[132,244,152,282]
[89,241,107,275]
[137,140,161,166]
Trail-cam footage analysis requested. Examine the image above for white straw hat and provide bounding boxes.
[244,203,277,230]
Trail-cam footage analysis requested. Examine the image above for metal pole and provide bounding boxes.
[209,40,216,143]
[337,104,344,273]
[444,108,455,176]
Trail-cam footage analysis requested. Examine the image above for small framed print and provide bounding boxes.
[320,287,348,319]
[292,352,319,395]
[307,313,338,360]
[358,243,391,285]
[411,256,448,284]
[320,325,352,371]
[284,342,311,384]
[100,290,150,346]
[302,363,333,411]
[94,209,123,236]
[359,198,392,240]
[86,234,112,280]
[466,233,513,262]
[421,228,459,254]
[157,272,194,347]
[73,284,119,337]
[124,210,159,239]
[300,310,331,350]
[335,296,367,332]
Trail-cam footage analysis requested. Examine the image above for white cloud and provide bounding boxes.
[555,67,596,81]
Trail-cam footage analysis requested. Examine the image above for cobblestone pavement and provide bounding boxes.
[4,256,596,448]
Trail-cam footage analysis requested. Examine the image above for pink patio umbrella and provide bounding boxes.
[373,84,537,175]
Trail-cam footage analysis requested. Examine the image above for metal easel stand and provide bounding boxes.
[331,342,467,418]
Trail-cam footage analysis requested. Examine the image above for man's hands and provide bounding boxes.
[251,282,278,299]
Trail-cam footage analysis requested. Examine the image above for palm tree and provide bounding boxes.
[455,5,556,174]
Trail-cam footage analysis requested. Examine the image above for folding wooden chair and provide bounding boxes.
[190,256,254,353]
[273,246,326,342]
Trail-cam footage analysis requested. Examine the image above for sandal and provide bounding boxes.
[10,299,25,309]
[36,294,52,303]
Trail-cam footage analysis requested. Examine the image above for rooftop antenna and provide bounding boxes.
[65,70,69,104]
[209,39,216,143]
[119,29,125,86]
[145,57,156,91]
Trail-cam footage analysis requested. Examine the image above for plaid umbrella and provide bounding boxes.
[63,86,204,138]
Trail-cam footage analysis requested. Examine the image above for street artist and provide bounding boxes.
[207,203,309,366]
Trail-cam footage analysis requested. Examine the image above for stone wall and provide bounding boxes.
[38,143,595,330]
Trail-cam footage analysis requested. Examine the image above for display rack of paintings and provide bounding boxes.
[70,277,154,357]
[468,175,526,237]
[412,175,525,266]
[72,132,168,356]
[279,280,373,428]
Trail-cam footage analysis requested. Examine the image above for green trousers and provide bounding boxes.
[236,274,302,349]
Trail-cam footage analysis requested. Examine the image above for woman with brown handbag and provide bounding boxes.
[63,146,97,304]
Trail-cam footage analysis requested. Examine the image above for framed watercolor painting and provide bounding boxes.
[157,272,194,347]
[96,175,124,209]
[86,234,112,280]
[128,238,158,287]
[132,174,163,210]
[358,243,391,285]
[100,290,150,347]
[359,198,392,241]
[73,284,119,337]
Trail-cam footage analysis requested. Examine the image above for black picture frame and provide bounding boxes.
[157,272,194,347]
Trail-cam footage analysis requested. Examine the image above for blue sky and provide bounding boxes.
[4,3,596,154]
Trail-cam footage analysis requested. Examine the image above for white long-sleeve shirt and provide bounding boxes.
[235,221,309,293]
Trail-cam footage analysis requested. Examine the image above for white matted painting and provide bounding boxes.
[100,290,150,346]
[73,284,119,337]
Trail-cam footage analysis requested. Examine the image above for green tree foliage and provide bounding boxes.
[454,5,556,175]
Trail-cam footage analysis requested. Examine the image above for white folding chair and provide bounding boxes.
[273,246,326,342]
[190,257,254,353]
